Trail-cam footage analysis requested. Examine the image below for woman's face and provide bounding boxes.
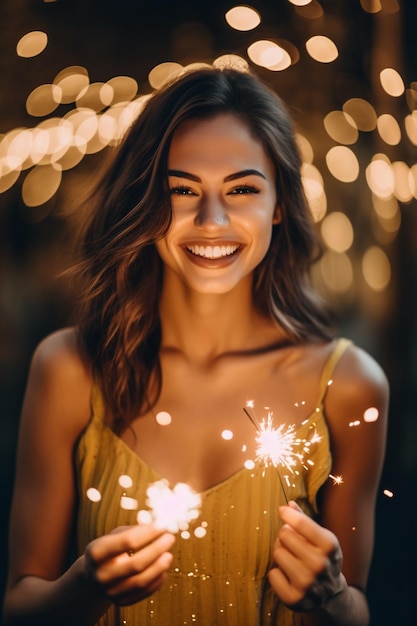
[156,113,280,295]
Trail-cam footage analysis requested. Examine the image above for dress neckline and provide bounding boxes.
[86,402,326,497]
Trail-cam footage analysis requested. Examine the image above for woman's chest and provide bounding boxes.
[120,351,323,492]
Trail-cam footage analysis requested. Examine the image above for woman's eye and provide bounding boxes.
[228,185,260,195]
[169,185,196,196]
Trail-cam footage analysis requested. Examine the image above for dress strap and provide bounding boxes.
[316,338,352,409]
[90,382,105,420]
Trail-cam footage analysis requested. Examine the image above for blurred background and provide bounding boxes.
[0,1,416,624]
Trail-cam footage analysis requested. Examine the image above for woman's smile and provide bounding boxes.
[156,113,280,295]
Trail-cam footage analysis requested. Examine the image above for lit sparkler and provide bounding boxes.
[137,479,202,534]
[243,402,309,504]
[255,414,299,473]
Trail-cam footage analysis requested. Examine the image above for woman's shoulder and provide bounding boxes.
[332,339,389,398]
[25,327,93,439]
[32,326,90,378]
[324,338,389,433]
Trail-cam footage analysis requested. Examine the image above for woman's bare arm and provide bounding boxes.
[269,344,389,626]
[3,329,174,626]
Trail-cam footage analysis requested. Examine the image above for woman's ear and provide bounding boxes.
[272,206,282,225]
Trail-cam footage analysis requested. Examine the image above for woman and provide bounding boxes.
[3,67,388,626]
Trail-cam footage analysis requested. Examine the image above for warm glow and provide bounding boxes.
[54,66,90,104]
[225,6,261,31]
[26,84,62,117]
[76,83,114,112]
[296,134,314,163]
[323,111,358,144]
[106,76,138,105]
[404,112,417,146]
[362,246,391,291]
[0,167,20,193]
[372,195,399,220]
[409,164,417,199]
[22,164,62,206]
[34,118,73,165]
[247,40,286,69]
[321,212,354,252]
[319,251,353,293]
[293,0,324,18]
[155,411,172,426]
[213,54,249,71]
[366,157,395,198]
[377,114,401,145]
[16,31,48,58]
[343,98,377,131]
[289,0,313,5]
[301,163,327,222]
[56,143,86,171]
[362,242,389,286]
[363,407,379,422]
[360,0,381,13]
[406,87,417,111]
[3,129,33,171]
[392,161,413,203]
[326,146,359,182]
[380,68,405,97]
[148,62,184,89]
[305,36,338,63]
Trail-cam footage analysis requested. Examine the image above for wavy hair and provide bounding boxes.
[74,67,333,432]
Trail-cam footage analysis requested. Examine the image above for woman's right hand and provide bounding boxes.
[84,524,176,606]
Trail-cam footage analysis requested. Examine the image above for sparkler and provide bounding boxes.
[137,479,202,534]
[243,402,303,504]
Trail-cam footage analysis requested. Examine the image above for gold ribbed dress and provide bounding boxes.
[76,339,351,626]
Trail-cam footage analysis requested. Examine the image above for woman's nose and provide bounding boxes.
[194,197,229,229]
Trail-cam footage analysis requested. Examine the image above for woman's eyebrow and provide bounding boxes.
[168,168,267,182]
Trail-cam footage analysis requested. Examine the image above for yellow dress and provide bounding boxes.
[76,339,351,626]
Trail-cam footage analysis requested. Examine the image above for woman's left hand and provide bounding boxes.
[268,501,347,612]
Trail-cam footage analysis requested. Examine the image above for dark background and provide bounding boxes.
[1,1,416,625]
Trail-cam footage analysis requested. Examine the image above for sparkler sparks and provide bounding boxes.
[255,414,300,473]
[137,479,202,534]
[329,473,344,485]
[243,402,321,504]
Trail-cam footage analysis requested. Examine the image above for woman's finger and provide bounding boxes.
[93,532,176,585]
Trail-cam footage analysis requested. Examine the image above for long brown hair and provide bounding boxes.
[74,67,333,432]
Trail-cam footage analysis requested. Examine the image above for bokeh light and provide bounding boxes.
[225,6,261,31]
[380,68,405,97]
[305,36,338,63]
[326,146,359,183]
[16,31,48,58]
[53,66,90,104]
[343,98,377,131]
[22,164,62,206]
[366,157,395,198]
[319,251,353,294]
[247,40,287,70]
[321,212,354,252]
[26,84,62,117]
[148,62,184,89]
[362,246,391,291]
[376,114,401,145]
[323,111,358,145]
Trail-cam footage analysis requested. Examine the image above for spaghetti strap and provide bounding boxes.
[316,338,352,409]
[90,381,105,420]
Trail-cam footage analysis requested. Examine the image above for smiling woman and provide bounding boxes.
[156,114,279,294]
[3,68,388,626]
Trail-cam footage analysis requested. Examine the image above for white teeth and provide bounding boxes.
[187,244,239,259]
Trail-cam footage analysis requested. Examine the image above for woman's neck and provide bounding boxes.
[158,272,283,365]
